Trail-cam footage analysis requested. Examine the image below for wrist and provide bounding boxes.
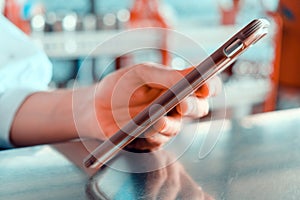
[11,90,77,146]
[72,85,106,141]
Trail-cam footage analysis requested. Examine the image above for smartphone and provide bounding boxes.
[84,18,270,169]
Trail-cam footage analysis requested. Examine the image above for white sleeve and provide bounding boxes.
[0,14,52,148]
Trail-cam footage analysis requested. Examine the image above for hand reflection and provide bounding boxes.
[140,152,213,200]
[87,150,214,200]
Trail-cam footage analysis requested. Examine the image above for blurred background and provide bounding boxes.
[1,0,300,118]
[2,1,300,199]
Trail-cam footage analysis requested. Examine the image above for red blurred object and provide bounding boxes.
[129,0,168,28]
[218,0,241,25]
[115,0,170,70]
[129,0,170,66]
[263,13,283,112]
[3,0,30,34]
[277,0,300,88]
[255,0,283,111]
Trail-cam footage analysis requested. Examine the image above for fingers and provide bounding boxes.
[143,94,210,147]
[134,63,192,90]
[134,63,221,98]
[180,172,213,200]
[125,115,183,151]
[176,96,209,118]
[145,169,168,199]
[123,63,222,152]
[126,114,182,151]
[125,137,163,151]
[195,76,222,98]
[207,76,222,97]
[159,164,181,200]
[152,116,182,137]
[195,83,210,98]
[125,97,208,151]
[175,76,221,119]
[146,134,171,147]
[145,117,180,142]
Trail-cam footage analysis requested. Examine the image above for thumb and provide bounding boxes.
[135,63,194,90]
[136,63,209,97]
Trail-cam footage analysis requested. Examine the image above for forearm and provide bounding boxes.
[10,89,79,146]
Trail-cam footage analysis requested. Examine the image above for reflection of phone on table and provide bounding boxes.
[84,19,270,169]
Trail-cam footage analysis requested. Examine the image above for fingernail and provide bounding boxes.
[208,82,216,97]
[184,99,194,115]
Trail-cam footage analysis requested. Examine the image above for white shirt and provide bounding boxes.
[0,14,52,148]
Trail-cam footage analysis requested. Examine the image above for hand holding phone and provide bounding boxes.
[84,19,270,169]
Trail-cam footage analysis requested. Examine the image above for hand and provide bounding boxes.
[10,62,221,147]
[82,62,221,151]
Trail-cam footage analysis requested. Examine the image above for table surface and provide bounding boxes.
[1,108,300,200]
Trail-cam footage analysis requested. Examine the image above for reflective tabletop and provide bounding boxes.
[1,108,300,200]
